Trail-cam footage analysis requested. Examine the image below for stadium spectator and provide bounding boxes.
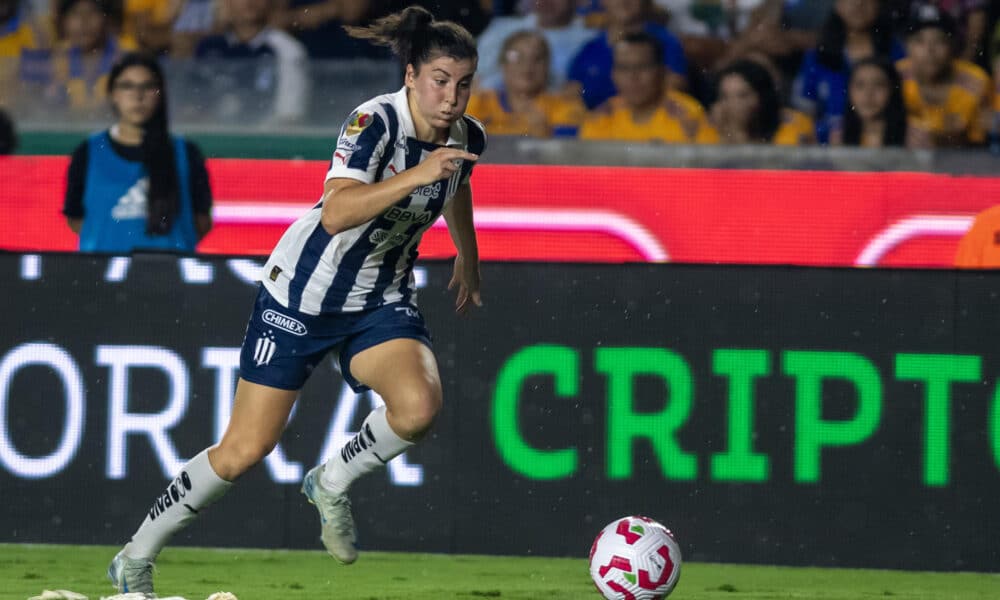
[0,0,48,52]
[713,0,831,80]
[882,0,989,45]
[270,0,390,59]
[936,0,989,63]
[568,0,688,109]
[829,57,908,148]
[955,204,1000,267]
[655,0,765,72]
[898,3,991,147]
[792,0,904,144]
[711,58,815,145]
[579,31,717,142]
[63,52,212,253]
[194,0,309,123]
[0,0,47,57]
[0,0,49,107]
[32,0,132,115]
[475,0,595,91]
[170,0,221,57]
[466,30,586,137]
[121,0,176,52]
[830,57,909,147]
[0,106,16,153]
[657,0,763,40]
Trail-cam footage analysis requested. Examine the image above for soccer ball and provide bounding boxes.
[588,516,682,600]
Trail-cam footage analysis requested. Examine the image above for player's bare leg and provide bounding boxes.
[110,380,297,593]
[209,379,299,480]
[304,338,441,563]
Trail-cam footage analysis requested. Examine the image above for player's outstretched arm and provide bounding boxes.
[443,183,482,314]
[321,147,478,235]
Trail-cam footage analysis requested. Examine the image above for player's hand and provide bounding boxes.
[412,147,478,186]
[448,254,482,315]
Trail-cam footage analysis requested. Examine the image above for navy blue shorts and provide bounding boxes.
[239,285,432,392]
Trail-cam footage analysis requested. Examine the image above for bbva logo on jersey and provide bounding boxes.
[262,309,308,336]
[385,206,433,225]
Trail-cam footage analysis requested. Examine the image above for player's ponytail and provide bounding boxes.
[107,52,180,237]
[345,6,476,72]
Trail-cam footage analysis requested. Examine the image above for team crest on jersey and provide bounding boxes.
[345,112,373,136]
[253,333,276,367]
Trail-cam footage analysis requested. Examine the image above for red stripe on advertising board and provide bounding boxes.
[4,156,999,267]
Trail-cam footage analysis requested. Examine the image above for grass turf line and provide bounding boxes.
[2,544,998,600]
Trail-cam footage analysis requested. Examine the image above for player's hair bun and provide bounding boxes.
[397,5,434,36]
[344,5,476,69]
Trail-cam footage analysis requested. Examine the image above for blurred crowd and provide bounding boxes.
[2,0,1000,149]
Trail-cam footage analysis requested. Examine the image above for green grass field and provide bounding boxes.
[2,544,997,600]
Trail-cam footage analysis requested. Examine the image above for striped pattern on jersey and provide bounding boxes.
[261,87,487,315]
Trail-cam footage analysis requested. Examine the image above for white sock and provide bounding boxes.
[123,449,232,561]
[320,405,414,495]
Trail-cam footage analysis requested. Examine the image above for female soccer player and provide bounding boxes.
[63,52,213,253]
[108,6,485,594]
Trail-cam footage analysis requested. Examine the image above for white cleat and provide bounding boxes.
[301,465,359,564]
[107,550,155,595]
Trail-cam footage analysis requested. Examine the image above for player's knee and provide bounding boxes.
[390,387,441,440]
[212,438,275,479]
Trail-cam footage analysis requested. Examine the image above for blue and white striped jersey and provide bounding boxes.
[261,87,487,315]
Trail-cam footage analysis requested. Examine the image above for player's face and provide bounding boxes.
[717,73,760,128]
[110,66,162,127]
[612,42,664,109]
[62,0,108,52]
[501,35,549,96]
[406,55,476,134]
[835,0,878,32]
[906,28,952,81]
[849,64,891,121]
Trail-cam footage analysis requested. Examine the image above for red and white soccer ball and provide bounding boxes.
[588,516,682,600]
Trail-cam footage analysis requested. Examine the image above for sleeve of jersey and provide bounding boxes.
[325,108,390,184]
[461,116,488,185]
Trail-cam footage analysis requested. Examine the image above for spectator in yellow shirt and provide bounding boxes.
[579,31,717,143]
[897,4,991,148]
[710,58,816,146]
[122,0,175,52]
[44,0,133,113]
[0,0,48,107]
[466,30,586,138]
[0,0,45,57]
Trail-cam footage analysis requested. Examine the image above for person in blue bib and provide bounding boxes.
[62,52,213,253]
